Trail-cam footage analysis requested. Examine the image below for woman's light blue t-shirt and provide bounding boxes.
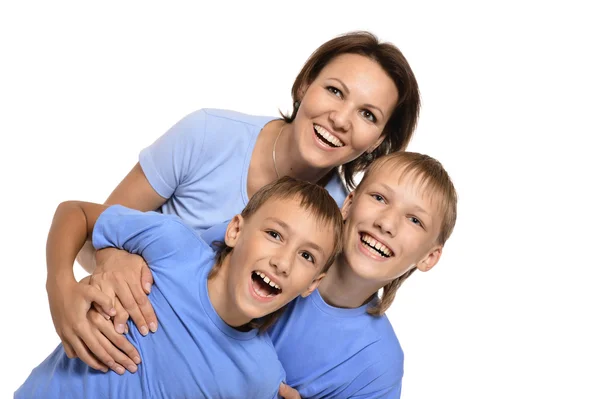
[139,108,348,233]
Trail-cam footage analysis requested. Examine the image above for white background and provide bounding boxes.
[1,1,599,398]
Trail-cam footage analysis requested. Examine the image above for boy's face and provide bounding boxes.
[341,163,444,284]
[224,197,335,321]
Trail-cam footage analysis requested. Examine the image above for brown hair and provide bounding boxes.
[355,152,458,316]
[282,31,421,189]
[209,176,344,331]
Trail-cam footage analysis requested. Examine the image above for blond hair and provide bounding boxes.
[355,152,458,316]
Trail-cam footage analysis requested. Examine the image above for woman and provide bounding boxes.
[47,31,420,381]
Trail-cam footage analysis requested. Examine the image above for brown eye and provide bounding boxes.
[266,230,282,240]
[327,86,342,98]
[300,251,315,263]
[361,110,376,123]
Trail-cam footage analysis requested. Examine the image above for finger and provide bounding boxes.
[62,340,77,359]
[114,281,148,336]
[140,264,154,294]
[94,331,138,374]
[94,313,141,367]
[72,322,118,373]
[92,302,111,320]
[83,285,116,317]
[279,383,301,399]
[67,333,109,372]
[112,299,128,334]
[129,280,158,333]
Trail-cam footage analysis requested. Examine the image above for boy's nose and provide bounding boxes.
[269,249,293,276]
[374,210,399,237]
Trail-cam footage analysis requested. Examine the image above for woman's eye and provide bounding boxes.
[371,194,385,203]
[327,86,342,98]
[300,251,315,263]
[409,217,423,227]
[267,230,281,240]
[361,110,376,123]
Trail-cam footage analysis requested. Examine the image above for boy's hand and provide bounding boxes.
[279,383,301,399]
[47,275,118,373]
[91,248,157,335]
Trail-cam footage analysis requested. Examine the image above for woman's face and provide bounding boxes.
[292,53,399,170]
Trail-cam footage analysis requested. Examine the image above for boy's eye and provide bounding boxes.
[360,109,377,123]
[408,216,423,228]
[300,251,315,263]
[327,86,343,98]
[266,230,282,240]
[371,194,386,203]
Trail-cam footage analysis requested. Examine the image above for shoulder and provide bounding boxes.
[202,108,277,130]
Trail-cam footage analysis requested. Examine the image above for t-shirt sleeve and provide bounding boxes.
[92,205,205,271]
[200,221,229,248]
[139,109,208,199]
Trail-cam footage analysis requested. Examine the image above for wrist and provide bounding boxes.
[46,270,76,291]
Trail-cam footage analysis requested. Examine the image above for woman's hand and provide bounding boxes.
[47,275,118,372]
[279,383,301,399]
[91,248,157,335]
[86,307,141,374]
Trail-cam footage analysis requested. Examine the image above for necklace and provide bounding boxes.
[272,124,285,179]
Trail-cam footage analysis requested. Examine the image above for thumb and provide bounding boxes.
[141,263,154,294]
[83,285,116,317]
[279,383,300,399]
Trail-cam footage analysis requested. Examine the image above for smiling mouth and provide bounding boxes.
[251,271,282,298]
[360,233,394,258]
[314,124,344,148]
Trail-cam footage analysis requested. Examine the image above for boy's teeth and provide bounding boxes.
[360,234,392,257]
[314,125,343,147]
[253,271,281,291]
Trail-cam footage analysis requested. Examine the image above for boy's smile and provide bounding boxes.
[211,196,336,327]
[340,163,443,285]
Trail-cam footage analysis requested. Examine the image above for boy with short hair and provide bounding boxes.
[203,151,458,397]
[16,176,343,399]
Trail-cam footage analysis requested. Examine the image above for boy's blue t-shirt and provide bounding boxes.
[16,206,284,399]
[202,223,404,398]
[139,108,348,234]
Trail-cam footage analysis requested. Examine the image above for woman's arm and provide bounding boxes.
[46,201,125,372]
[76,163,167,272]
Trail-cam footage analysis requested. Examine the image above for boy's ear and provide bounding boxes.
[416,246,443,272]
[224,215,244,248]
[341,192,355,220]
[300,272,327,298]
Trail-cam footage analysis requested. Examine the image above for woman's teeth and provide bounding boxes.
[360,234,392,258]
[314,125,343,147]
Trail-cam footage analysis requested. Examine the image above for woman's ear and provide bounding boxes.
[224,215,244,248]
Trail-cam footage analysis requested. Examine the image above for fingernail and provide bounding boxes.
[144,283,152,293]
[116,324,125,334]
[149,322,157,332]
[116,366,125,375]
[109,308,116,316]
[103,313,111,320]
[124,324,129,334]
[140,326,149,336]
[107,361,115,368]
[134,356,141,364]
[127,364,138,373]
[102,368,109,373]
